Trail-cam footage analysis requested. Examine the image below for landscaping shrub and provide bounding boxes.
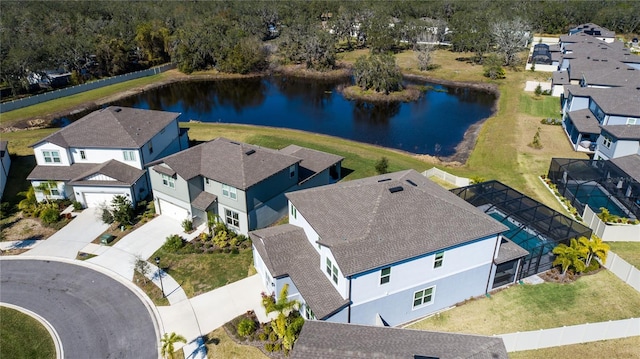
[375,156,389,174]
[268,331,278,343]
[39,207,60,225]
[273,342,282,352]
[72,201,83,211]
[162,234,185,252]
[264,343,274,352]
[237,318,257,338]
[258,332,268,341]
[182,219,193,232]
[101,207,114,224]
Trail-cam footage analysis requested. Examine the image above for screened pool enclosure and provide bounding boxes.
[451,181,592,280]
[547,158,640,220]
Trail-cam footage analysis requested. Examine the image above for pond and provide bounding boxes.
[112,76,496,157]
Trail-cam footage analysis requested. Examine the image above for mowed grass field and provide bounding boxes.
[0,306,56,359]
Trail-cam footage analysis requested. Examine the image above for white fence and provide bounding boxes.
[497,318,640,352]
[583,206,640,242]
[423,167,470,187]
[605,252,640,292]
[0,63,175,113]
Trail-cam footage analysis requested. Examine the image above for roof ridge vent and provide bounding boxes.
[406,179,418,187]
[389,186,404,193]
[229,141,240,145]
[378,178,391,183]
[114,108,122,112]
[245,149,256,156]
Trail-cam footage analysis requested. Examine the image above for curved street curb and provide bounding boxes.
[0,302,64,359]
[1,256,164,358]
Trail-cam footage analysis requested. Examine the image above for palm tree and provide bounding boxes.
[552,238,587,277]
[160,332,187,359]
[578,235,610,267]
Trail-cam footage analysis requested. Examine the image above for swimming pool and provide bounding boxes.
[489,212,554,256]
[565,183,628,217]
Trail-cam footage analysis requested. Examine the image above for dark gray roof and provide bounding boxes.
[600,125,640,140]
[279,145,344,183]
[28,163,98,181]
[609,155,640,183]
[285,170,508,276]
[31,106,180,149]
[494,238,529,264]
[27,160,144,187]
[566,86,640,118]
[251,224,349,319]
[152,137,300,190]
[582,65,640,87]
[567,109,602,134]
[291,321,509,359]
[152,164,176,177]
[191,191,217,211]
[552,71,570,86]
[567,23,615,39]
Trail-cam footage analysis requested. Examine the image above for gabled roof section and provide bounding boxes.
[191,191,217,211]
[285,170,508,276]
[28,163,98,181]
[152,137,300,189]
[609,154,640,183]
[566,86,640,118]
[291,321,509,359]
[251,224,349,319]
[31,106,180,149]
[69,160,145,186]
[567,109,601,134]
[495,238,529,264]
[279,145,344,183]
[600,125,640,140]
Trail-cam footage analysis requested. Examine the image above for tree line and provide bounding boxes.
[2,0,638,96]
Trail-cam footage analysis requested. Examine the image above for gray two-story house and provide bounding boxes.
[148,138,343,234]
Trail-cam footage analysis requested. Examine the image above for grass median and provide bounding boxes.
[0,306,56,359]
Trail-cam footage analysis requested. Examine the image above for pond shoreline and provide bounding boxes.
[2,65,498,165]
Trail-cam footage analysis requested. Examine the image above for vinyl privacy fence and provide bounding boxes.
[0,64,174,113]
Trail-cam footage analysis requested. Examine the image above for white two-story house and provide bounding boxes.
[27,106,188,207]
[251,170,524,327]
[148,138,343,234]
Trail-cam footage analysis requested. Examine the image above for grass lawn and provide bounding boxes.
[608,242,640,269]
[509,336,640,359]
[150,247,254,298]
[0,306,56,359]
[519,93,562,119]
[406,270,640,335]
[171,327,267,359]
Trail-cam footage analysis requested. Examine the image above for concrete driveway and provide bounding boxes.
[24,207,109,259]
[86,215,185,280]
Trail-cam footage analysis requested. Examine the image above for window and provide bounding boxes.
[205,178,209,185]
[289,165,296,178]
[291,205,297,219]
[148,141,153,154]
[42,150,61,163]
[325,258,339,284]
[305,305,315,320]
[44,182,60,196]
[602,135,612,149]
[225,208,240,229]
[627,118,637,125]
[413,286,435,308]
[434,251,445,268]
[380,267,391,285]
[80,150,86,160]
[222,184,237,200]
[123,150,137,161]
[161,174,175,189]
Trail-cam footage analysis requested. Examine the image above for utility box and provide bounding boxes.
[100,234,115,245]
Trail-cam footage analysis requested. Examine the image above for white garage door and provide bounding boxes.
[84,193,119,208]
[158,199,189,220]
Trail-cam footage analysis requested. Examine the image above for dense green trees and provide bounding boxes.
[353,54,402,94]
[2,0,639,95]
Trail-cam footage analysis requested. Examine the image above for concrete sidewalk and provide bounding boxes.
[24,208,108,258]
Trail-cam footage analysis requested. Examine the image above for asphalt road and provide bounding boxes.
[0,259,158,359]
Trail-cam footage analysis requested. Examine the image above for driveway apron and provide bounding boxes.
[23,207,109,259]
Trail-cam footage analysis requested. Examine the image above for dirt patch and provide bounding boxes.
[1,212,57,242]
[538,267,604,284]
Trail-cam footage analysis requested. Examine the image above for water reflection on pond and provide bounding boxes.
[112,76,495,156]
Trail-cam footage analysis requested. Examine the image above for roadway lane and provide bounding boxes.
[0,259,158,359]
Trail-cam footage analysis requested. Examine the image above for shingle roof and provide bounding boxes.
[582,66,640,87]
[27,160,144,187]
[285,170,508,276]
[600,125,640,140]
[191,191,217,211]
[151,137,300,189]
[279,145,344,183]
[567,109,602,134]
[552,71,570,86]
[609,154,640,183]
[31,106,180,149]
[566,86,640,118]
[251,224,349,319]
[494,238,529,264]
[290,321,509,359]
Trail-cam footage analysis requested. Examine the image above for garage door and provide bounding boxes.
[84,193,119,208]
[158,199,189,220]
